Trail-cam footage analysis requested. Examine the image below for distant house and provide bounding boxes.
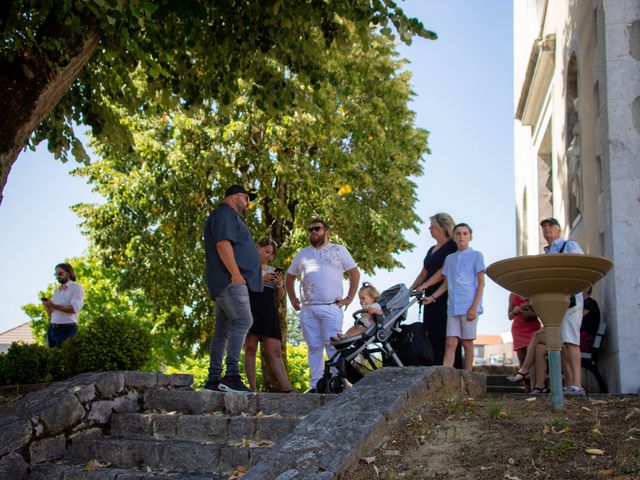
[0,322,36,353]
[474,334,514,366]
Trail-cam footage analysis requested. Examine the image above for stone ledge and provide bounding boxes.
[242,366,485,480]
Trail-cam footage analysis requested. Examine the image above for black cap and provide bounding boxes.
[540,217,560,227]
[224,185,257,200]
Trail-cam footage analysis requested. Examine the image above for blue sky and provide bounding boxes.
[0,0,515,335]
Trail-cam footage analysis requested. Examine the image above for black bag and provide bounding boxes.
[385,322,436,367]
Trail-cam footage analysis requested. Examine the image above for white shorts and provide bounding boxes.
[560,305,581,346]
[446,315,478,340]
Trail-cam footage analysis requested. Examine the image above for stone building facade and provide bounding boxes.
[514,0,640,393]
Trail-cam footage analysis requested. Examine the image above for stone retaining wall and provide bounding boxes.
[0,371,192,478]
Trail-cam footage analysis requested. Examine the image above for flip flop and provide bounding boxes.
[530,386,549,394]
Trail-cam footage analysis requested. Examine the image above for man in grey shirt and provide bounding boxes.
[204,185,262,392]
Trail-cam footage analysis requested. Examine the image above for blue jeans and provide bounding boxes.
[208,283,254,381]
[47,323,78,348]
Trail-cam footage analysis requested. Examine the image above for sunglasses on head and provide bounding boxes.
[308,226,323,233]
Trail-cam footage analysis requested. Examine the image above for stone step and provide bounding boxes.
[485,374,527,387]
[29,463,227,480]
[65,436,270,475]
[111,412,300,444]
[143,389,330,417]
[486,384,528,394]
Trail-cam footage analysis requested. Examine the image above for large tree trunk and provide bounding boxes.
[0,12,99,206]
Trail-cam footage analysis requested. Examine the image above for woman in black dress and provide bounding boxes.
[409,213,462,367]
[244,238,293,392]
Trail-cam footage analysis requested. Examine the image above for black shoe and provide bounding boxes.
[219,375,251,393]
[203,380,221,391]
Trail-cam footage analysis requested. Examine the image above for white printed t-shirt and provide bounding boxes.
[287,243,357,305]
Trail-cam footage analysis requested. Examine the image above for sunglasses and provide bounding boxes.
[308,226,323,233]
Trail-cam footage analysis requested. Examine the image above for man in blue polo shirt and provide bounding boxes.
[204,185,262,392]
[540,216,585,395]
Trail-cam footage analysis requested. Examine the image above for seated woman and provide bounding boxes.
[506,327,549,393]
[508,293,541,391]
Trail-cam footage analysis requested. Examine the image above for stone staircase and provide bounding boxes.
[0,368,485,480]
[0,372,330,479]
[30,389,329,479]
[473,365,528,394]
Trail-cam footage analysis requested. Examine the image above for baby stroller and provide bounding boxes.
[315,284,435,394]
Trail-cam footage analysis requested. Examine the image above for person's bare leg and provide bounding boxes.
[507,330,545,382]
[564,343,582,389]
[443,336,459,367]
[516,348,527,367]
[243,334,259,391]
[462,339,474,371]
[264,337,293,392]
[532,342,548,389]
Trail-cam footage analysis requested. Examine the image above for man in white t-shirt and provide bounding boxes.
[285,219,360,392]
[43,263,85,348]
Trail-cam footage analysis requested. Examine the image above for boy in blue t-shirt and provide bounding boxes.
[422,223,485,370]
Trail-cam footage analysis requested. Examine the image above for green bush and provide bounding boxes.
[0,342,67,385]
[73,314,152,373]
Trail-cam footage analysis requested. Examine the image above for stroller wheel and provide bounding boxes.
[328,376,344,394]
[316,377,328,394]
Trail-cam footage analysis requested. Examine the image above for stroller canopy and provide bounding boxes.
[378,284,410,319]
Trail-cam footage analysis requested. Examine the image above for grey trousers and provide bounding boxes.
[208,283,254,381]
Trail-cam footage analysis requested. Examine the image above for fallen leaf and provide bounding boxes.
[462,397,475,406]
[591,427,603,437]
[525,396,537,402]
[590,400,608,405]
[373,465,379,476]
[624,411,636,421]
[504,474,522,480]
[360,456,376,464]
[419,435,427,444]
[543,425,550,434]
[228,465,247,480]
[84,459,109,471]
[598,468,616,476]
[581,406,592,412]
[585,448,605,455]
[256,411,279,418]
[508,457,515,465]
[146,466,152,472]
[383,450,400,456]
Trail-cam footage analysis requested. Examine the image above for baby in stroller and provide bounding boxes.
[330,282,383,342]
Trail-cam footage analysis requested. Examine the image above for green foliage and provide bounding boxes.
[2,1,434,164]
[166,342,310,392]
[74,29,429,348]
[70,314,152,373]
[0,343,67,385]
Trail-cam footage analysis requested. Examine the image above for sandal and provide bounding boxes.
[506,371,530,384]
[530,386,549,394]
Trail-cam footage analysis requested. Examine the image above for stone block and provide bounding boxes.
[111,413,153,438]
[68,427,103,440]
[255,417,299,443]
[224,392,258,415]
[219,446,251,474]
[153,413,178,439]
[228,416,256,443]
[158,441,220,473]
[0,452,27,480]
[124,372,158,389]
[168,373,193,387]
[94,372,125,398]
[144,389,224,414]
[39,393,84,435]
[0,416,32,456]
[29,434,66,463]
[176,415,228,443]
[87,400,114,424]
[70,383,96,404]
[113,391,140,413]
